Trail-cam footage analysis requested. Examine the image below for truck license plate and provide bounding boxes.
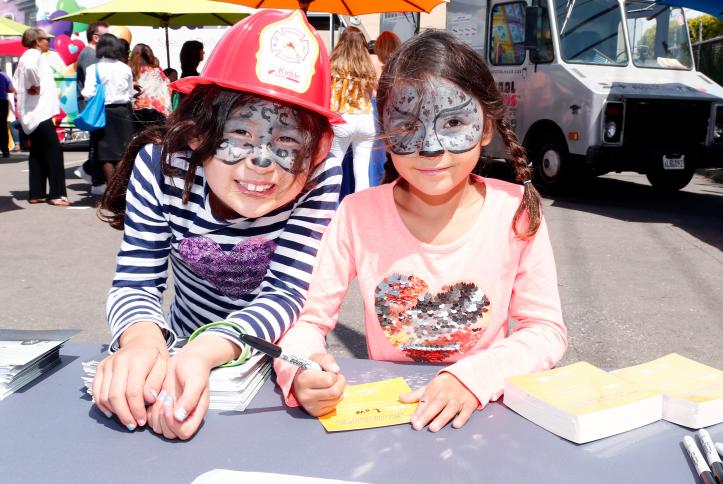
[663,155,685,170]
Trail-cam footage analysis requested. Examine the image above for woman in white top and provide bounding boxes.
[13,27,69,206]
[82,33,134,184]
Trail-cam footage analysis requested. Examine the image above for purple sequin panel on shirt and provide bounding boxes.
[178,236,276,300]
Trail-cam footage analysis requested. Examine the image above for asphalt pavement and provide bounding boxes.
[1,150,722,370]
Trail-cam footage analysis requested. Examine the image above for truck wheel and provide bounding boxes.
[645,166,695,192]
[530,133,568,189]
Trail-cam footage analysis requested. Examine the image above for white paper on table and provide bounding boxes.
[191,469,368,484]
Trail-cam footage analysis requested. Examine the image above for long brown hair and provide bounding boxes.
[375,31,401,65]
[329,27,376,100]
[130,43,158,80]
[98,84,332,230]
[376,30,541,239]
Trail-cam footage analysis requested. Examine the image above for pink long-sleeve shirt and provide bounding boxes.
[275,176,567,407]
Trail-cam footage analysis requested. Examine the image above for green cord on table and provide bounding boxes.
[188,320,250,367]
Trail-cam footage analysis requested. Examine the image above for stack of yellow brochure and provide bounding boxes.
[504,361,662,443]
[613,353,723,429]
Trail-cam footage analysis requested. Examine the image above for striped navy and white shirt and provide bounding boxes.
[106,144,342,352]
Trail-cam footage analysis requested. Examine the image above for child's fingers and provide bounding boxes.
[452,401,478,429]
[399,385,425,404]
[297,368,343,390]
[158,401,178,440]
[125,359,153,426]
[143,353,166,404]
[92,361,112,418]
[148,398,166,435]
[312,353,340,373]
[172,372,207,424]
[297,374,346,416]
[427,402,461,432]
[106,364,137,430]
[98,362,114,413]
[169,385,210,441]
[411,396,446,431]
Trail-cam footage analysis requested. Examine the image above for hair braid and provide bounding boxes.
[495,118,541,239]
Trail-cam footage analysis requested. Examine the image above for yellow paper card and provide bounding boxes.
[319,377,417,432]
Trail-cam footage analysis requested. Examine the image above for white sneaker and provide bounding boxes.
[90,184,107,196]
[74,164,92,183]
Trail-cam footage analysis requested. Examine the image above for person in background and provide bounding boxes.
[75,21,109,194]
[163,68,178,83]
[275,31,567,432]
[130,43,171,132]
[119,39,130,63]
[14,28,70,206]
[329,27,377,193]
[179,40,204,78]
[368,30,402,187]
[164,68,181,111]
[0,69,16,157]
[373,31,401,78]
[81,34,134,189]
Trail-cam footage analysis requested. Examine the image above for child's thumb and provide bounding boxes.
[173,376,206,423]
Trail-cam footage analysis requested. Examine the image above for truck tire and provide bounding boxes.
[529,130,569,190]
[645,166,695,192]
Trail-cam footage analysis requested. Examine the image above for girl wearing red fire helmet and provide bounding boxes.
[94,10,343,440]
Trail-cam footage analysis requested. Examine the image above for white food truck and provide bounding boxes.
[447,0,723,190]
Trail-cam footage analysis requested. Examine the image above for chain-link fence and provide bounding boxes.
[693,36,723,86]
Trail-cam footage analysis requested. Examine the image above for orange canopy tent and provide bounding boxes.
[214,0,445,15]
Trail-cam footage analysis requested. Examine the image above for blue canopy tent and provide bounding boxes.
[656,0,723,19]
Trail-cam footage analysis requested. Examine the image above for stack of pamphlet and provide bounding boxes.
[503,353,723,444]
[0,329,78,400]
[82,339,272,412]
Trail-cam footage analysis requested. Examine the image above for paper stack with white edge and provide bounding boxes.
[82,339,271,412]
[0,329,78,400]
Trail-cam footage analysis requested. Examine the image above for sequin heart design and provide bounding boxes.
[178,236,275,300]
[375,274,490,362]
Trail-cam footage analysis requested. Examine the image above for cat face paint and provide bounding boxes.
[215,99,309,173]
[382,79,483,157]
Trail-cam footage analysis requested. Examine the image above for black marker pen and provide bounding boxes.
[239,333,322,371]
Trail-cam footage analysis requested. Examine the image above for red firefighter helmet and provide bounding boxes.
[171,9,343,124]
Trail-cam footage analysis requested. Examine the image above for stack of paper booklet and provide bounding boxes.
[0,329,78,400]
[504,353,723,444]
[82,340,272,412]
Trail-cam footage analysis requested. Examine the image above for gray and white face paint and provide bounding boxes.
[382,79,484,157]
[215,99,309,173]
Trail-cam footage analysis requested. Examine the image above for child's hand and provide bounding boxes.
[400,373,480,432]
[146,343,213,440]
[92,323,169,431]
[292,353,346,417]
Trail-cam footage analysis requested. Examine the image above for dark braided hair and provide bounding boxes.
[376,30,541,239]
[98,84,331,230]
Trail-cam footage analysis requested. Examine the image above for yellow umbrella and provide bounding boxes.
[0,16,32,37]
[55,0,254,67]
[214,0,445,15]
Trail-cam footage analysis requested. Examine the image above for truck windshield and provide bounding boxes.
[625,2,692,69]
[555,0,628,65]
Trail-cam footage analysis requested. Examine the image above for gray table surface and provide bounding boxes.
[0,343,714,483]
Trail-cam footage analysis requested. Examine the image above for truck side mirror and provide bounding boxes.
[524,5,542,52]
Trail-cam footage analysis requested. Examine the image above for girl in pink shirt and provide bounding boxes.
[275,31,567,432]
